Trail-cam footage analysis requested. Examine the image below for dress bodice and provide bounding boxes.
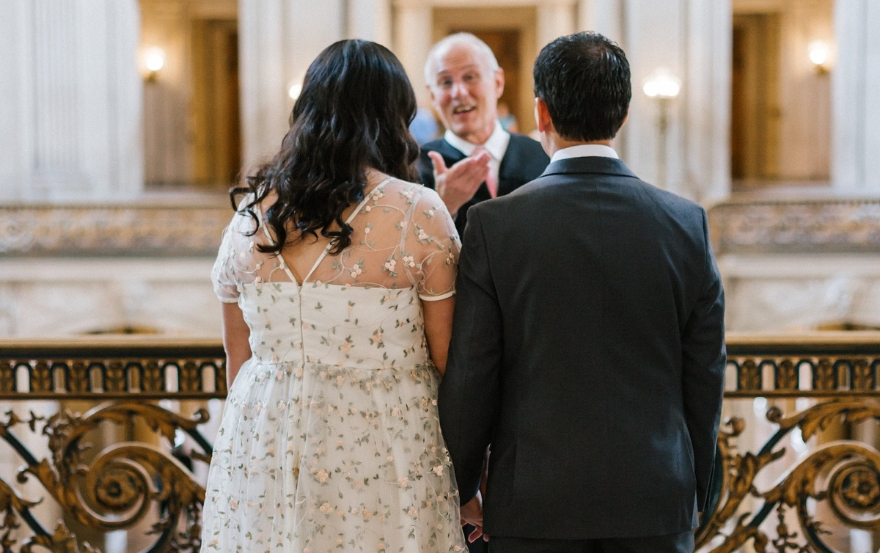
[239,282,429,369]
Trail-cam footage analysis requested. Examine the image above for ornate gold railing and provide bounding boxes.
[0,338,226,553]
[700,332,880,553]
[2,334,880,552]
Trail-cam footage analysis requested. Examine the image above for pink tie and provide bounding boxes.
[474,147,498,198]
[486,168,498,198]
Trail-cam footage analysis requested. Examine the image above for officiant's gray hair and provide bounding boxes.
[424,33,501,85]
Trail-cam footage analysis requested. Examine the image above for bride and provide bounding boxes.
[202,39,467,552]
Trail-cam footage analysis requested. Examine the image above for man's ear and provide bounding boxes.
[426,84,437,103]
[534,97,553,133]
[494,68,505,98]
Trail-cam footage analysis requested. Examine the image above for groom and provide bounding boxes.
[439,32,726,553]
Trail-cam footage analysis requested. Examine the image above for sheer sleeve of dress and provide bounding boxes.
[211,200,264,303]
[402,186,461,301]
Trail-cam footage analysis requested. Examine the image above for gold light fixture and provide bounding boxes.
[808,40,831,75]
[143,47,166,83]
[643,68,682,100]
[643,68,682,190]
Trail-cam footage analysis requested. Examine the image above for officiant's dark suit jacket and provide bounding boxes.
[438,155,726,539]
[417,133,549,238]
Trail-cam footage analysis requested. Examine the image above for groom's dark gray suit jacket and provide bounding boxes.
[438,155,726,539]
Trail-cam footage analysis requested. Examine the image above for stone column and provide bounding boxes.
[0,0,142,201]
[393,3,434,106]
[537,1,577,51]
[348,0,392,47]
[578,0,623,43]
[681,0,732,203]
[578,0,730,203]
[238,0,344,166]
[832,0,880,189]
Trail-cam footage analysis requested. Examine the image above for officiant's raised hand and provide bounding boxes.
[428,149,491,217]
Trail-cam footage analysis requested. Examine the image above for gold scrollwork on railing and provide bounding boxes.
[698,400,880,552]
[1,402,212,553]
[2,334,880,552]
[694,333,880,552]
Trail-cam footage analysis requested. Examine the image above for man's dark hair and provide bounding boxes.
[533,32,631,142]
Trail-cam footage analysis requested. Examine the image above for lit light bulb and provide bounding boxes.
[643,68,681,99]
[144,47,166,73]
[288,82,303,101]
[808,41,829,67]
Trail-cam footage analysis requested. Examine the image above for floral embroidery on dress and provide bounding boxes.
[204,178,464,553]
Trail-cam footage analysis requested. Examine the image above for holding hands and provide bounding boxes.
[460,492,487,543]
[460,451,490,543]
[428,149,491,217]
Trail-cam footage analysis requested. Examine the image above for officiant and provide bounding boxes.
[418,33,549,238]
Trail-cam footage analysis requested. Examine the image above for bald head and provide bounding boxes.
[424,33,505,145]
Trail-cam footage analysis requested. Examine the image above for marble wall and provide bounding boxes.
[0,258,220,337]
[708,194,880,332]
[0,203,230,338]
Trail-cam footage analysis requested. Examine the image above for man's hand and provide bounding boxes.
[460,493,487,543]
[428,150,491,216]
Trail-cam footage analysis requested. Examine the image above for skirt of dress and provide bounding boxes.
[201,359,468,553]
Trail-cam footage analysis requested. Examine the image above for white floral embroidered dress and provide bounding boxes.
[202,177,466,553]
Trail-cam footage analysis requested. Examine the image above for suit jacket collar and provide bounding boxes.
[433,138,467,162]
[539,156,638,180]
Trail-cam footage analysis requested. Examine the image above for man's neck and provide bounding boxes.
[542,133,613,158]
[458,122,497,146]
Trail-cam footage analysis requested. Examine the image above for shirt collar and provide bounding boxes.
[444,121,510,161]
[550,144,619,163]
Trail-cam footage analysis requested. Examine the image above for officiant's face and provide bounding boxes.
[428,41,504,145]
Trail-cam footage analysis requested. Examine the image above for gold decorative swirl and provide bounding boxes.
[6,402,210,552]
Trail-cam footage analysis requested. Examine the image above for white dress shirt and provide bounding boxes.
[550,144,619,163]
[444,121,510,187]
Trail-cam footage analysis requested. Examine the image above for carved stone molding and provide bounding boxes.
[708,195,880,255]
[0,203,233,257]
[7,194,880,258]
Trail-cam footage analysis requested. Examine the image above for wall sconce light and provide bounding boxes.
[643,68,681,189]
[808,41,831,75]
[143,47,166,83]
[643,68,681,100]
[288,81,303,101]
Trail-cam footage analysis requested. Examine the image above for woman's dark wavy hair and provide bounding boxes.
[233,39,420,255]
